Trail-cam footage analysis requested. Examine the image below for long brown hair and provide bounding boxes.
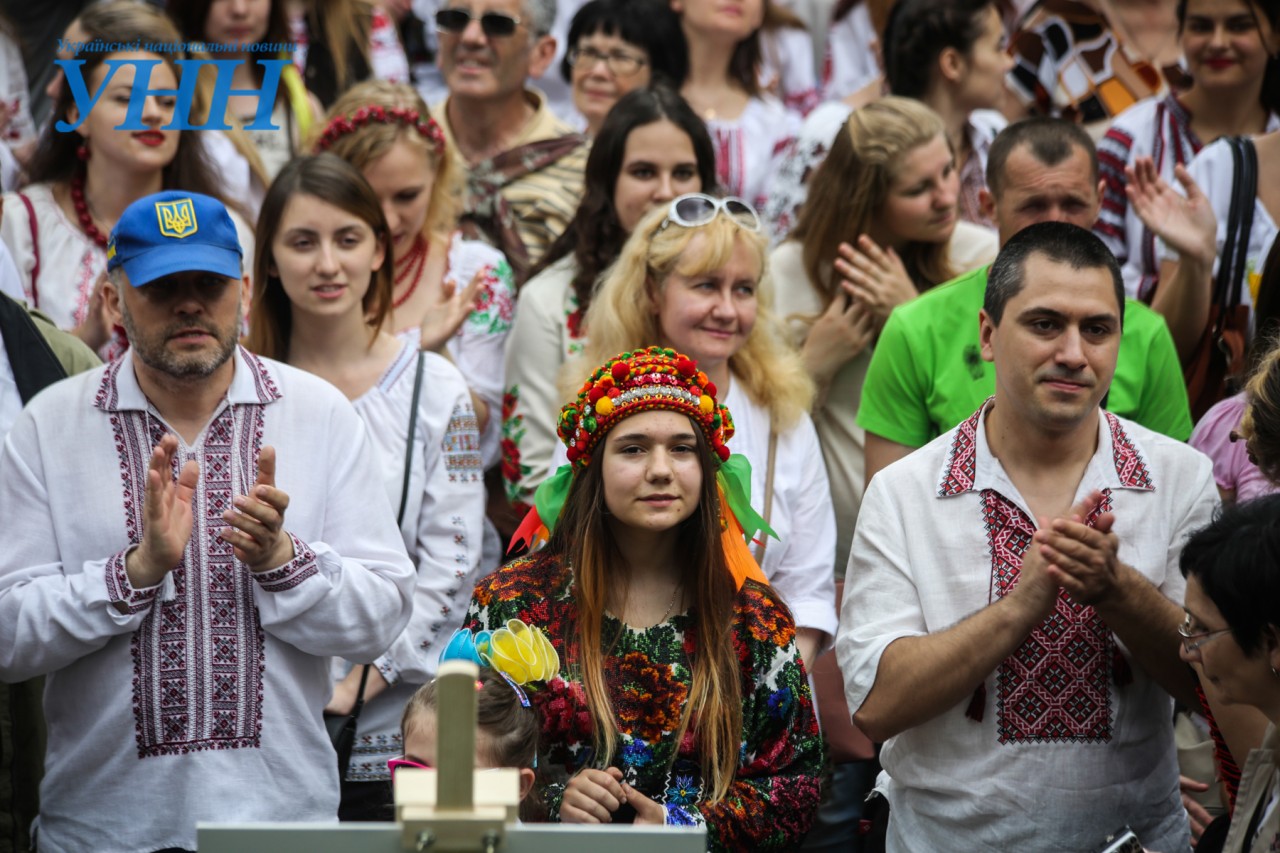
[789,96,954,299]
[543,422,745,802]
[245,154,393,360]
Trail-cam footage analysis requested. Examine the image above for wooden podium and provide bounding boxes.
[197,661,706,852]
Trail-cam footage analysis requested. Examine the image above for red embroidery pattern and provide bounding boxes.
[100,351,282,758]
[984,489,1116,744]
[1105,412,1154,490]
[938,403,984,496]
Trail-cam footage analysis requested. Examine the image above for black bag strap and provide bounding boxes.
[1213,136,1258,326]
[350,349,426,722]
[397,349,426,528]
[349,662,372,722]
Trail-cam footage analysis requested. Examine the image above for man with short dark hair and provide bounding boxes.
[857,117,1191,489]
[836,221,1217,851]
[0,191,415,853]
[434,0,587,282]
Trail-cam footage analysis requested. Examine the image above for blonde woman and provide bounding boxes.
[771,96,998,576]
[574,195,836,669]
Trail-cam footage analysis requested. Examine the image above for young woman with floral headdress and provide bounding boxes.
[466,345,822,848]
[315,81,516,496]
[576,195,837,671]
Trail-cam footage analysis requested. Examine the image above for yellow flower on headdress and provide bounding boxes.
[482,619,560,685]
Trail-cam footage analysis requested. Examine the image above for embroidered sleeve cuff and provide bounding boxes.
[665,804,703,827]
[106,548,162,615]
[251,534,319,593]
[375,656,399,687]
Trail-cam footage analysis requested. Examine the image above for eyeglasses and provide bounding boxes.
[1177,611,1232,654]
[387,757,507,780]
[657,193,762,234]
[566,45,648,76]
[387,757,432,780]
[435,8,523,37]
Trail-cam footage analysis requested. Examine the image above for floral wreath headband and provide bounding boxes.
[315,104,446,157]
[510,346,774,589]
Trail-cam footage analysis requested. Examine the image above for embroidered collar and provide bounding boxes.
[94,345,282,413]
[938,398,1155,498]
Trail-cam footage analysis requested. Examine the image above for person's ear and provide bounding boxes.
[978,188,996,223]
[240,273,251,306]
[528,34,558,79]
[518,767,536,801]
[647,273,663,315]
[978,307,997,363]
[102,273,124,328]
[937,46,965,85]
[1265,625,1280,673]
[371,233,387,273]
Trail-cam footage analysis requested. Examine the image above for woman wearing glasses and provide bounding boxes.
[559,0,688,136]
[575,193,837,672]
[467,346,822,847]
[1178,494,1280,851]
[502,85,715,517]
[771,96,997,579]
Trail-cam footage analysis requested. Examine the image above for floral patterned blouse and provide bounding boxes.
[464,552,823,850]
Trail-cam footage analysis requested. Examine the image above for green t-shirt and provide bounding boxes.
[857,265,1193,445]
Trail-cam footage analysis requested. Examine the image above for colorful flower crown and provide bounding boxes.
[315,104,446,157]
[557,346,734,467]
[511,348,774,591]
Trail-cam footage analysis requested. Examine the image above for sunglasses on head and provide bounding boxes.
[657,193,762,234]
[435,7,523,37]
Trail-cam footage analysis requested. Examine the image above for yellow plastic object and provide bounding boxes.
[482,620,560,685]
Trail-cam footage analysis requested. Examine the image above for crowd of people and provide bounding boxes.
[1,0,1280,851]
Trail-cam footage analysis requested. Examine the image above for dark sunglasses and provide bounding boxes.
[435,8,523,37]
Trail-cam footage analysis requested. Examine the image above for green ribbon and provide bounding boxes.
[717,454,777,544]
[533,463,576,536]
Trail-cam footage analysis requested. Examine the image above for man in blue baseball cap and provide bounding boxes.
[0,191,416,853]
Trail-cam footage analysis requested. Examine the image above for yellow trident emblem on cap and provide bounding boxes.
[155,199,198,239]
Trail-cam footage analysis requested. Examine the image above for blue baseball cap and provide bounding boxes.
[107,191,243,287]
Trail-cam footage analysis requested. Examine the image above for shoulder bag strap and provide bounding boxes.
[1226,137,1258,313]
[16,192,39,307]
[397,349,426,528]
[349,350,426,719]
[1212,137,1256,328]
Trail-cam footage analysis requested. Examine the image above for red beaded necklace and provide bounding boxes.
[393,235,429,310]
[70,171,109,249]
